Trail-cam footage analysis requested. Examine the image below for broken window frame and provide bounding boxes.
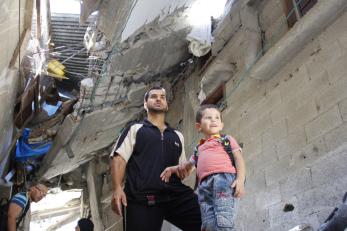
[201,82,227,110]
[283,0,318,28]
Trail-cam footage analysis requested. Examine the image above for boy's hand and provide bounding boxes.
[160,166,178,182]
[177,164,190,179]
[231,178,245,198]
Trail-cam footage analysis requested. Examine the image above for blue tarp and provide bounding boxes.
[31,101,62,116]
[15,128,52,162]
[42,101,62,116]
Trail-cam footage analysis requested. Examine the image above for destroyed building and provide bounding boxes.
[1,0,347,230]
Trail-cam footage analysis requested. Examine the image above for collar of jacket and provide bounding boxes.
[143,118,174,131]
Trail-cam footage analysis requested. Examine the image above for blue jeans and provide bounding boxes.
[197,173,238,231]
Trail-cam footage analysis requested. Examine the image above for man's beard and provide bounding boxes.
[148,106,168,113]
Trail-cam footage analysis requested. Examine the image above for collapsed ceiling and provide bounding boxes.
[38,0,220,181]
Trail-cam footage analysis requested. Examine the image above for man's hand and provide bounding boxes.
[231,178,245,198]
[111,187,127,216]
[160,166,178,182]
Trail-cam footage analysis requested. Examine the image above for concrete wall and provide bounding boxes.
[0,0,32,72]
[258,0,288,51]
[226,9,347,230]
[0,0,32,174]
[168,3,347,231]
[0,69,18,175]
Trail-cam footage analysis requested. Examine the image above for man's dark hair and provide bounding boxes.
[78,218,94,231]
[196,104,221,123]
[144,86,166,102]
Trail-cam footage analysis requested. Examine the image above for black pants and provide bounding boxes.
[125,191,201,231]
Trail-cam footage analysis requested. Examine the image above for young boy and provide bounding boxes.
[160,104,246,231]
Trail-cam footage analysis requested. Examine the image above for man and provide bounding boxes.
[7,183,48,231]
[110,86,201,231]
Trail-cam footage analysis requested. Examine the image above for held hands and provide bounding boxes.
[231,178,245,198]
[160,166,178,182]
[111,187,127,216]
[177,163,190,179]
[160,164,189,182]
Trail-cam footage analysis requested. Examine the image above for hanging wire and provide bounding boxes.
[58,44,109,158]
[61,47,86,64]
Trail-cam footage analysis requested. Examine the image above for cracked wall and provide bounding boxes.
[230,10,347,228]
[173,4,347,230]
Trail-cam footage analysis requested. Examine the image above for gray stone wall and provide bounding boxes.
[0,0,32,72]
[258,0,288,50]
[169,5,347,231]
[230,10,347,230]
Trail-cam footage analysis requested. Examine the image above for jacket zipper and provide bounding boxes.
[161,131,167,188]
[161,132,164,154]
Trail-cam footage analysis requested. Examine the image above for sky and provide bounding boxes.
[50,0,80,14]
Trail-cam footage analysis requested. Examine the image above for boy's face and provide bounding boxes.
[196,108,224,136]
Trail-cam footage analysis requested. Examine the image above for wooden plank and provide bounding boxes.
[9,28,31,68]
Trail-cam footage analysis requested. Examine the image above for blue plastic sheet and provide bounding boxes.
[42,101,62,116]
[31,101,62,116]
[15,128,52,162]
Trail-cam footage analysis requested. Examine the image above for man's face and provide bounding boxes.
[30,185,48,202]
[144,89,168,113]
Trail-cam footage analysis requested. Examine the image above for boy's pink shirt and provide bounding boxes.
[189,135,242,183]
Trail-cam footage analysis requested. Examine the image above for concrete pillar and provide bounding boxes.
[87,159,104,231]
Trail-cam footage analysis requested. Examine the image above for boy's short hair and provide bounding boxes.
[144,86,166,102]
[196,104,221,123]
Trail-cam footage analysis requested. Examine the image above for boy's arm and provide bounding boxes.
[232,150,246,198]
[160,161,194,182]
[234,150,246,181]
[177,161,194,179]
